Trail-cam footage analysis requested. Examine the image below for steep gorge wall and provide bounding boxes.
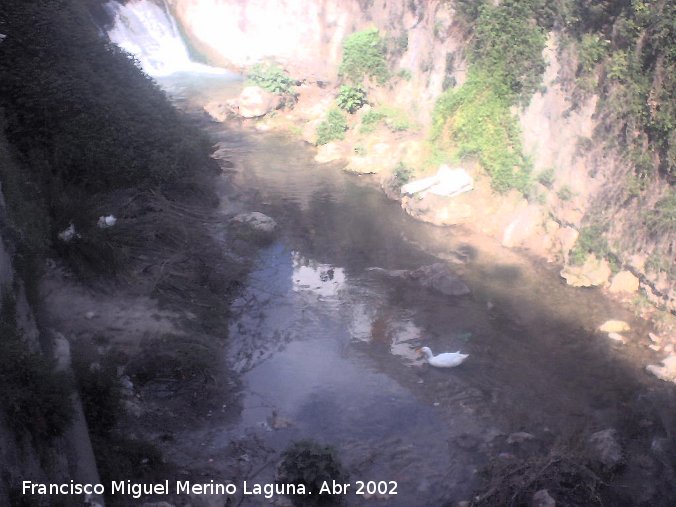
[169,0,673,310]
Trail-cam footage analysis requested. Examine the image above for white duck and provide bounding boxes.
[419,346,469,368]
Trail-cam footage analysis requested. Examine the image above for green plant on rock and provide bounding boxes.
[432,71,532,193]
[247,63,295,94]
[339,28,389,84]
[645,191,676,237]
[359,109,386,134]
[316,109,348,145]
[336,85,367,113]
[557,185,574,201]
[393,162,413,187]
[577,34,607,74]
[277,440,348,506]
[537,167,556,188]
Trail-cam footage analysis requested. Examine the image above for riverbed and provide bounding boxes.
[152,74,675,506]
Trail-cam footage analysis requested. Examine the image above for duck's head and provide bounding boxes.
[419,346,432,359]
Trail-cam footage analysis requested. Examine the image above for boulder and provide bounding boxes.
[646,355,676,384]
[401,165,473,197]
[368,263,470,297]
[557,226,579,261]
[587,428,624,470]
[233,85,282,118]
[301,119,322,145]
[608,270,639,294]
[230,212,277,233]
[203,101,230,122]
[560,254,611,287]
[345,143,393,174]
[502,205,544,248]
[314,142,345,163]
[532,489,556,507]
[599,320,630,333]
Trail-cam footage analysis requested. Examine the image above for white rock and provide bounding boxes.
[231,212,277,233]
[599,320,630,333]
[57,223,79,242]
[648,332,661,343]
[532,489,556,507]
[608,270,639,293]
[646,355,676,384]
[97,215,117,228]
[607,332,626,344]
[401,165,473,197]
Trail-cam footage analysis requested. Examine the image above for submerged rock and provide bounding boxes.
[587,428,624,470]
[231,212,277,233]
[232,85,282,118]
[368,263,470,296]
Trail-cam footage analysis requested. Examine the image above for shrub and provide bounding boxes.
[397,68,413,81]
[316,109,348,145]
[432,71,532,193]
[577,34,607,74]
[393,162,413,187]
[359,109,386,134]
[570,224,611,265]
[557,185,574,201]
[277,440,348,506]
[339,28,389,84]
[247,63,295,94]
[336,85,367,113]
[537,167,556,188]
[645,192,676,237]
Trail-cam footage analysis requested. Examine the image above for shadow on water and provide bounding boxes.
[153,75,674,504]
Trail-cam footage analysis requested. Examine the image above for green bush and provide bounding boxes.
[577,33,607,74]
[645,192,676,237]
[359,109,387,134]
[397,68,413,81]
[537,167,556,188]
[247,63,295,94]
[316,109,348,145]
[557,185,574,201]
[432,71,532,193]
[393,162,413,187]
[336,85,367,113]
[570,224,611,265]
[339,28,389,84]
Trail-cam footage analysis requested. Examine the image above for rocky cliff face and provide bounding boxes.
[169,0,674,311]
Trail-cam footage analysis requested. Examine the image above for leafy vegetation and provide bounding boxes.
[339,28,389,84]
[359,109,387,134]
[645,191,676,237]
[569,223,611,265]
[336,85,367,113]
[393,162,414,187]
[277,440,348,506]
[537,167,556,188]
[247,63,296,94]
[359,106,413,134]
[316,109,348,145]
[433,71,532,193]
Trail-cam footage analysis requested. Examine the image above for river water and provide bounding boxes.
[144,73,676,506]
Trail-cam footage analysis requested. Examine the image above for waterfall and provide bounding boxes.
[105,0,225,77]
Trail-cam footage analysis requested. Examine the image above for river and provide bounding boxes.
[141,72,674,505]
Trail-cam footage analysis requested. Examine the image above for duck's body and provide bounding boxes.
[420,346,468,368]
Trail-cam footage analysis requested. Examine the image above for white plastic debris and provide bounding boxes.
[57,223,79,242]
[401,165,473,197]
[97,215,117,228]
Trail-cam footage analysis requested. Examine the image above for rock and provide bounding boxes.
[648,332,661,343]
[407,263,471,296]
[314,142,346,163]
[648,344,661,351]
[345,143,393,174]
[233,85,282,118]
[507,432,536,444]
[203,101,231,122]
[607,332,626,344]
[57,223,79,242]
[368,263,470,297]
[502,205,544,248]
[97,215,117,228]
[401,165,473,197]
[599,320,630,333]
[231,212,277,233]
[560,254,611,287]
[532,489,556,507]
[609,270,639,293]
[556,227,579,261]
[0,34,6,43]
[301,119,322,144]
[646,355,676,384]
[85,311,96,320]
[587,428,624,470]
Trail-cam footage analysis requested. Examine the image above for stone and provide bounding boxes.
[557,227,579,260]
[231,212,277,233]
[646,355,676,384]
[502,205,544,248]
[314,142,345,163]
[648,332,661,343]
[97,215,117,228]
[599,320,630,333]
[507,431,536,444]
[203,101,230,122]
[301,119,322,144]
[587,428,624,470]
[532,489,556,507]
[560,254,611,287]
[233,85,281,118]
[607,332,626,344]
[401,165,473,197]
[609,270,639,294]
